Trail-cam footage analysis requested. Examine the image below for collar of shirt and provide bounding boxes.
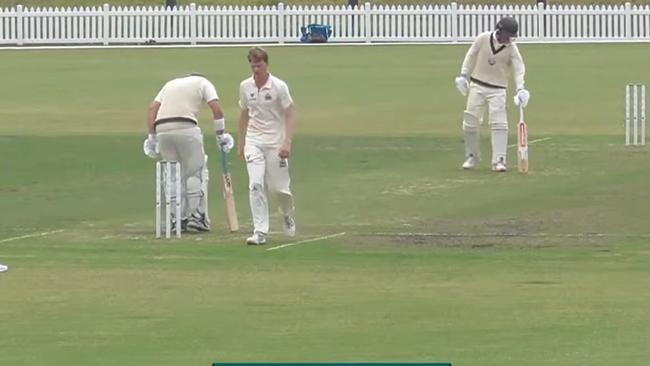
[491,32,506,47]
[253,73,274,90]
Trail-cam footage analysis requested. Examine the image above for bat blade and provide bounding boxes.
[517,119,529,174]
[220,150,239,232]
[222,172,239,232]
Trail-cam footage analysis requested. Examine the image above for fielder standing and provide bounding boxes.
[238,47,297,245]
[144,74,234,232]
[454,16,530,172]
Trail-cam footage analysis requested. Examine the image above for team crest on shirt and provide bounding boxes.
[264,93,272,101]
[488,57,497,66]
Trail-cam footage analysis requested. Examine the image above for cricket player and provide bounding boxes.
[144,74,234,232]
[238,47,296,245]
[454,16,530,172]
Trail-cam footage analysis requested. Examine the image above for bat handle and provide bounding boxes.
[519,104,525,120]
[220,148,229,174]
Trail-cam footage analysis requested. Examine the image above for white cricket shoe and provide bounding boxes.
[492,158,507,172]
[246,232,267,245]
[0,264,8,273]
[462,155,479,169]
[282,215,296,237]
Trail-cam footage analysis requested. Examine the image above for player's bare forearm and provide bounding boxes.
[208,100,226,134]
[208,100,225,122]
[283,105,296,147]
[239,109,249,141]
[278,105,296,159]
[238,109,249,159]
[147,101,161,134]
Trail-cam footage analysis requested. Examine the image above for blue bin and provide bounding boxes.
[300,24,333,43]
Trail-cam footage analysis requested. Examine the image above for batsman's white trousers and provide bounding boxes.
[245,143,294,234]
[462,82,509,165]
[157,125,208,219]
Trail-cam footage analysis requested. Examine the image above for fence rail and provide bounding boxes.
[1,2,649,46]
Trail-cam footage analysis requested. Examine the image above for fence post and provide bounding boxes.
[102,3,110,45]
[278,2,285,44]
[624,2,632,39]
[450,2,458,42]
[537,2,545,41]
[16,4,24,46]
[190,3,196,45]
[364,2,371,43]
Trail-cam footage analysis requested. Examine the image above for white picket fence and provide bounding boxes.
[1,2,649,46]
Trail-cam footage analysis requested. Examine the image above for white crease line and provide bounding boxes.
[0,229,65,243]
[508,137,552,148]
[267,232,347,251]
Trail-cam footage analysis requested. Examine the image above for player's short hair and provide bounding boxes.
[247,47,269,64]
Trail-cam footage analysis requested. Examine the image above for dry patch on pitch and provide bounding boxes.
[360,231,610,249]
[355,217,627,249]
[380,177,486,196]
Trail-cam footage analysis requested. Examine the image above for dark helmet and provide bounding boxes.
[496,16,519,36]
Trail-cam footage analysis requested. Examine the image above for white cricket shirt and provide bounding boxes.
[155,75,219,124]
[239,74,294,147]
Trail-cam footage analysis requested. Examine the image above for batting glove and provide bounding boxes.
[217,133,235,153]
[514,88,530,108]
[143,134,159,159]
[455,75,469,97]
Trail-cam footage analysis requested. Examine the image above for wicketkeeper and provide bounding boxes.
[143,74,234,232]
[455,16,530,172]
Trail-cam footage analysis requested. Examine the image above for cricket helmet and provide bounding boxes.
[496,16,519,36]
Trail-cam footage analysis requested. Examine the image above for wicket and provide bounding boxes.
[155,160,182,239]
[625,83,646,146]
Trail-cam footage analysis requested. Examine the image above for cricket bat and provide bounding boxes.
[219,148,239,232]
[517,105,529,174]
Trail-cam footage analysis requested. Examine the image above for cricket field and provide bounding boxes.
[0,44,649,366]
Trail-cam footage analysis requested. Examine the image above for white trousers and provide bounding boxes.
[157,126,209,219]
[462,83,509,165]
[245,143,294,234]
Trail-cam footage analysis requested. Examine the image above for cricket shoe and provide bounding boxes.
[0,263,8,273]
[462,154,479,169]
[170,217,188,233]
[186,213,210,232]
[492,158,507,172]
[282,215,296,237]
[246,232,267,245]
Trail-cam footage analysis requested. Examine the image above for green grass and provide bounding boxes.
[3,0,650,8]
[1,44,650,366]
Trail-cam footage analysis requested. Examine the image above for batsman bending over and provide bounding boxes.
[454,16,530,172]
[144,74,234,232]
